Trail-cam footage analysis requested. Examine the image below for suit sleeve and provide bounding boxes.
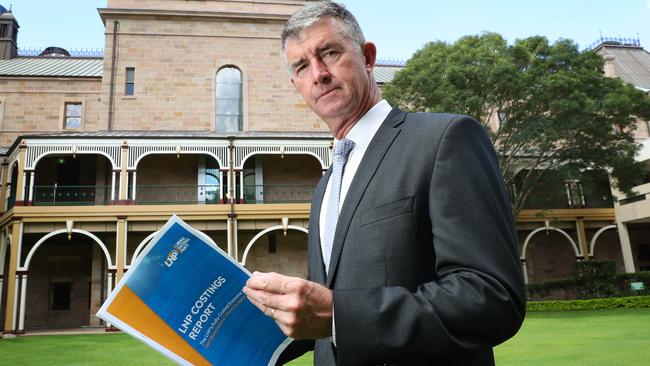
[332,116,526,364]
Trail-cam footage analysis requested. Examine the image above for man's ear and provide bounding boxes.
[363,42,377,71]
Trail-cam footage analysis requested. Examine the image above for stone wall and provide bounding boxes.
[100,12,323,132]
[240,229,308,278]
[24,234,93,330]
[0,77,101,146]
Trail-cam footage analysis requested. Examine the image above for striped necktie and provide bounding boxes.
[322,138,355,274]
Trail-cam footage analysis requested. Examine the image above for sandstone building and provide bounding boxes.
[0,1,648,334]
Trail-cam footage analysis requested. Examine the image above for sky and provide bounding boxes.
[6,0,650,61]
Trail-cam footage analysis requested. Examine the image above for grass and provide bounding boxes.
[0,308,648,365]
[494,308,650,366]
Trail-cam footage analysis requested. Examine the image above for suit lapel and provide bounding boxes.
[309,168,331,284]
[326,108,407,287]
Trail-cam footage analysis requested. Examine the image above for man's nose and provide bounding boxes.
[310,59,331,85]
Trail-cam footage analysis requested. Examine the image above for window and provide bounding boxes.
[125,67,135,96]
[216,66,242,132]
[50,282,71,310]
[64,102,82,129]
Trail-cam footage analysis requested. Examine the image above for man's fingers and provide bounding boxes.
[244,287,285,312]
[245,272,291,294]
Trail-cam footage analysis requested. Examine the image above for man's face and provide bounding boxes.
[285,17,374,129]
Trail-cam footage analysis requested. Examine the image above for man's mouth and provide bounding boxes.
[317,88,338,100]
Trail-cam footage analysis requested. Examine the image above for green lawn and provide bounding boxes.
[0,308,648,365]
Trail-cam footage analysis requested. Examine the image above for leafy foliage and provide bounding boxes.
[527,295,650,311]
[384,33,650,215]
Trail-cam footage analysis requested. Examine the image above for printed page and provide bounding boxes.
[97,215,291,366]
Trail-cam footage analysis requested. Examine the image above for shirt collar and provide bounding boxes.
[335,99,393,150]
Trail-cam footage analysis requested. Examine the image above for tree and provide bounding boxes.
[383,33,650,216]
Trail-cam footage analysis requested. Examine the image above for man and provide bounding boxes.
[243,2,526,365]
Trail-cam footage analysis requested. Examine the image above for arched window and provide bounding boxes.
[216,66,243,132]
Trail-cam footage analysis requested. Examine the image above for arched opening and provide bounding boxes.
[135,154,223,204]
[216,66,243,133]
[239,227,308,278]
[21,230,113,330]
[523,228,578,283]
[0,240,10,330]
[32,154,113,206]
[7,162,18,209]
[590,226,625,271]
[242,154,322,204]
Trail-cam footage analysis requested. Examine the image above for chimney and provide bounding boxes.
[603,55,616,78]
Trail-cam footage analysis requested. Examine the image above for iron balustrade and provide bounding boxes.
[243,184,315,204]
[20,184,315,206]
[33,185,112,206]
[135,184,221,204]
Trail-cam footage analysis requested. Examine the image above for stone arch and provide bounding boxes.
[241,225,308,265]
[21,229,114,271]
[589,225,617,257]
[129,229,220,266]
[133,151,224,171]
[240,151,325,171]
[130,231,159,264]
[32,151,118,171]
[521,226,581,260]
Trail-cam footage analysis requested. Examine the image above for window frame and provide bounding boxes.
[125,67,135,96]
[63,101,83,130]
[215,65,243,133]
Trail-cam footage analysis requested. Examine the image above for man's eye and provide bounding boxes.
[295,65,307,76]
[322,50,336,59]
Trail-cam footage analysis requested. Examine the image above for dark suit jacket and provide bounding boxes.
[279,109,526,365]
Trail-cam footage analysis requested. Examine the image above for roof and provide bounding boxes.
[0,57,103,78]
[597,45,650,91]
[18,130,332,140]
[374,64,402,84]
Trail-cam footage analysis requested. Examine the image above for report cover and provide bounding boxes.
[97,215,291,366]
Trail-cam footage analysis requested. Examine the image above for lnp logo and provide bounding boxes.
[162,237,190,268]
[164,249,180,267]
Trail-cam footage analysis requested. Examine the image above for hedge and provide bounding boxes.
[527,262,650,301]
[527,295,650,312]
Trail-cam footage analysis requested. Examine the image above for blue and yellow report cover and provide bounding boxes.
[97,216,290,365]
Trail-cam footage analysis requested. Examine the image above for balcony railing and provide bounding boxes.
[135,185,221,204]
[17,184,315,206]
[33,185,112,206]
[243,184,315,204]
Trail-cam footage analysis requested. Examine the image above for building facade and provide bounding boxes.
[0,1,648,334]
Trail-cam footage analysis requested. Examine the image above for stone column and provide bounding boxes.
[17,272,27,333]
[3,220,21,335]
[14,144,26,206]
[131,171,137,202]
[576,219,589,260]
[89,246,103,327]
[118,143,129,204]
[27,171,34,205]
[239,170,244,203]
[115,217,127,282]
[105,270,115,329]
[616,221,636,273]
[110,170,117,203]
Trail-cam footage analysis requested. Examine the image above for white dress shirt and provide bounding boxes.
[318,99,393,345]
[318,99,393,258]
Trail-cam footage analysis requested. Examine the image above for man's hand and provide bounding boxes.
[243,272,333,339]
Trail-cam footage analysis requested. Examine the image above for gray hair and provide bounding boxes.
[281,1,366,52]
